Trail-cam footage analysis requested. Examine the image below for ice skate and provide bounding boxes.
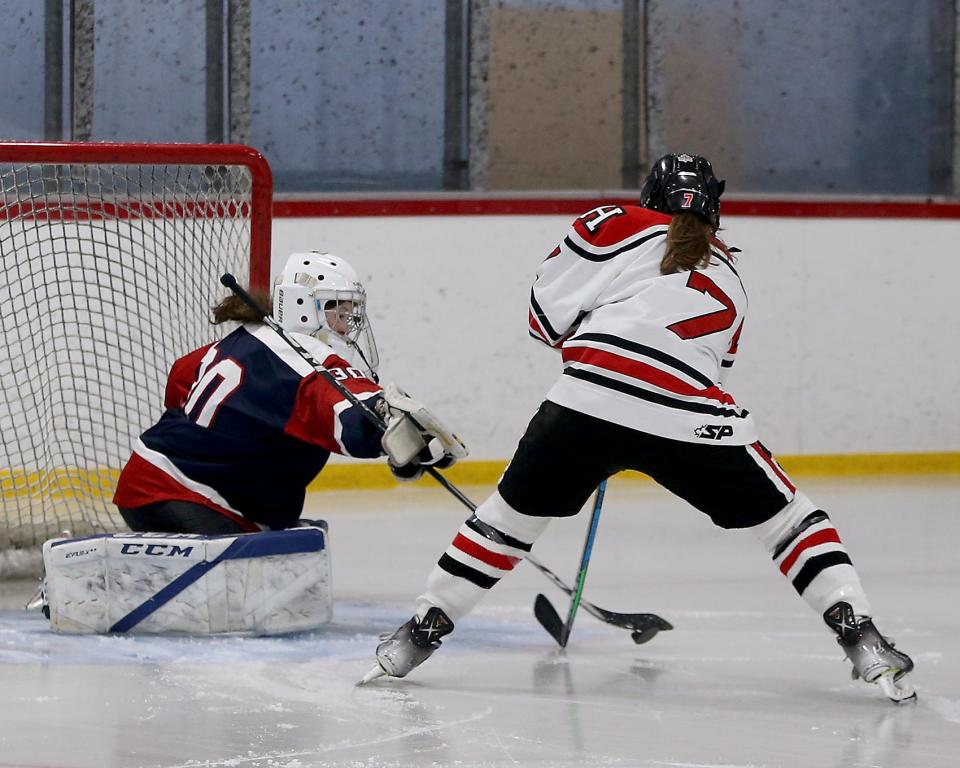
[24,578,49,619]
[824,601,916,703]
[357,606,454,685]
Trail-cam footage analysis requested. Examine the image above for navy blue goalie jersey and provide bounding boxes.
[113,323,384,530]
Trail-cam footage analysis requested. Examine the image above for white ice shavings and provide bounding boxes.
[925,695,960,724]
[161,707,493,768]
[0,602,541,666]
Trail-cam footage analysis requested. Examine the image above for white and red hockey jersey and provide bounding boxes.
[113,323,384,530]
[528,204,757,445]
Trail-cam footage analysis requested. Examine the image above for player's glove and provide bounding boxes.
[378,383,467,482]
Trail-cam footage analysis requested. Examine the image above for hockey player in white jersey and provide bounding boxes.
[362,153,916,703]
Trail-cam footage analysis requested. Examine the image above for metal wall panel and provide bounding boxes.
[1,0,955,195]
[0,3,46,140]
[646,0,954,194]
[88,0,207,142]
[249,0,446,191]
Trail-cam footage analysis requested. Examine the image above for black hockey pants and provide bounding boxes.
[118,500,248,535]
[498,400,793,529]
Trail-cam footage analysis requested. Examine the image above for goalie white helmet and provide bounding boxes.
[273,252,380,378]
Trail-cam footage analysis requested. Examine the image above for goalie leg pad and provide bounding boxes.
[42,526,333,636]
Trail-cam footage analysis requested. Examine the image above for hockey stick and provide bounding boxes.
[526,551,670,639]
[534,480,604,647]
[221,274,475,504]
[221,274,387,427]
[530,484,672,645]
[221,273,670,640]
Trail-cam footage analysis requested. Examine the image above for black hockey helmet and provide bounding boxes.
[639,153,725,229]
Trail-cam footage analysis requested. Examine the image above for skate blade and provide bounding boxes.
[356,664,387,686]
[24,592,45,612]
[877,671,917,704]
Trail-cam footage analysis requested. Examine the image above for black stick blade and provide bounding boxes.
[534,593,565,646]
[587,604,674,634]
[631,626,663,645]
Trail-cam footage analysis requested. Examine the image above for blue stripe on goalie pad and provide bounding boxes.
[108,528,326,633]
[212,527,326,557]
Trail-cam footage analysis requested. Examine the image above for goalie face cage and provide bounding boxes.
[0,142,273,577]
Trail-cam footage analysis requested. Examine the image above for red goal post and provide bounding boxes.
[0,142,273,577]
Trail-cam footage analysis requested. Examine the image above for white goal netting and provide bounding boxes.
[0,143,272,577]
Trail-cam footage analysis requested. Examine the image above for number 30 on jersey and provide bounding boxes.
[183,345,243,427]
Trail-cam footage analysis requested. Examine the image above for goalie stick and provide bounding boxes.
[220,273,670,642]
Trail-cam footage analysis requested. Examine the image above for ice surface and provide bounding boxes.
[1,477,958,767]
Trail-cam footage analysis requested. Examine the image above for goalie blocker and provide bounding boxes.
[41,525,332,635]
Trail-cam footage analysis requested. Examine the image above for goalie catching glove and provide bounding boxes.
[378,383,468,481]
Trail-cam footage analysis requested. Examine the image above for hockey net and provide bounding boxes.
[0,142,272,577]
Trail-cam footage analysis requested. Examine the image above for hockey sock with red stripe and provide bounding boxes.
[751,492,871,617]
[415,491,550,621]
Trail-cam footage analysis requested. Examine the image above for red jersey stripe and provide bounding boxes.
[164,343,213,409]
[572,206,670,248]
[452,533,521,571]
[751,441,798,493]
[563,345,737,405]
[112,452,261,533]
[284,352,382,455]
[779,528,842,575]
[528,309,552,344]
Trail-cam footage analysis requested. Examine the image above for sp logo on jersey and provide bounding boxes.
[695,424,733,440]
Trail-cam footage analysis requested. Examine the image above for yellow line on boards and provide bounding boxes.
[1,453,958,498]
[775,452,960,476]
[306,461,507,491]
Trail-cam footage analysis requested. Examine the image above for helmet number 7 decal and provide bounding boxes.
[666,272,737,339]
[183,346,244,427]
